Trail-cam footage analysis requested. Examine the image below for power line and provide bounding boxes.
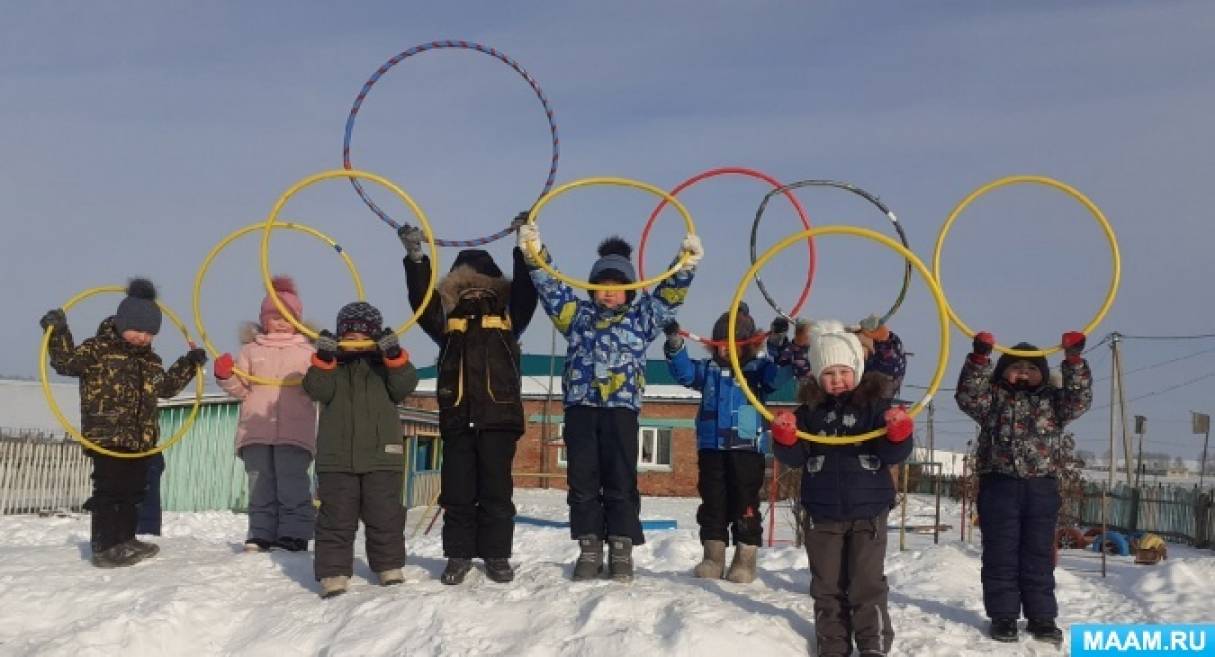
[1091,345,1215,384]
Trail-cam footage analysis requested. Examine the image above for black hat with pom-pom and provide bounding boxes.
[587,236,637,285]
[114,278,162,335]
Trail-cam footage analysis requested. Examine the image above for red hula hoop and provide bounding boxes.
[637,167,817,336]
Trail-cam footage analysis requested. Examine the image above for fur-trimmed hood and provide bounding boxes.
[797,371,889,408]
[439,265,512,315]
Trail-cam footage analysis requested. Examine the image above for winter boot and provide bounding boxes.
[572,535,604,581]
[125,538,160,561]
[990,617,1019,642]
[90,541,144,568]
[484,558,515,583]
[692,540,727,579]
[319,575,349,599]
[244,538,272,553]
[378,568,405,586]
[441,558,474,585]
[607,535,634,583]
[724,544,758,584]
[1027,618,1063,645]
[272,537,309,552]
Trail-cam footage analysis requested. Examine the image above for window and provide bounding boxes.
[556,424,672,471]
[412,436,439,472]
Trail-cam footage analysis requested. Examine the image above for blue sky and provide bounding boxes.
[3,2,1214,457]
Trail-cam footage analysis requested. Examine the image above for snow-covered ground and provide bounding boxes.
[0,491,1211,656]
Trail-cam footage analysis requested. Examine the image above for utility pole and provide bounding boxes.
[1195,412,1211,491]
[1112,334,1133,486]
[1134,416,1146,489]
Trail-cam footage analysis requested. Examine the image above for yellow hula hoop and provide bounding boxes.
[729,226,951,445]
[39,286,205,458]
[525,177,696,291]
[194,221,367,387]
[260,169,438,350]
[933,175,1121,358]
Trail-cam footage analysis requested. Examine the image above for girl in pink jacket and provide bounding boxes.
[215,276,317,552]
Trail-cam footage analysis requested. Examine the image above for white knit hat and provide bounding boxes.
[808,319,865,381]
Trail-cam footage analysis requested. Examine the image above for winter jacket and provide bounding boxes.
[955,355,1092,478]
[48,317,198,452]
[529,251,694,412]
[302,351,418,473]
[404,249,537,435]
[666,344,791,452]
[214,326,317,454]
[773,375,913,522]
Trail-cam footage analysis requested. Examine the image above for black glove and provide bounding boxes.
[376,328,401,359]
[770,317,790,337]
[662,322,683,353]
[185,348,209,367]
[509,211,529,231]
[39,308,66,331]
[315,330,338,363]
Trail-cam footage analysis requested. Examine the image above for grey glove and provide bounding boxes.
[39,308,66,332]
[376,328,401,358]
[314,330,338,362]
[397,225,425,262]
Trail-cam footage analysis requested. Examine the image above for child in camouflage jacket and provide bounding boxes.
[41,278,207,568]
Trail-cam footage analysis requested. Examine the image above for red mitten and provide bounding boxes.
[214,353,234,380]
[772,411,799,447]
[970,331,995,365]
[884,405,913,443]
[1062,331,1086,364]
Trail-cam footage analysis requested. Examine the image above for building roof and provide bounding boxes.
[0,379,79,436]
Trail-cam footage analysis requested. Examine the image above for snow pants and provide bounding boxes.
[439,428,520,558]
[696,449,765,546]
[135,452,165,535]
[240,444,315,543]
[805,510,893,656]
[314,470,406,579]
[563,406,644,544]
[85,451,151,553]
[977,473,1060,620]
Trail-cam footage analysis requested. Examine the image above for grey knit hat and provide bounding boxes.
[587,236,637,284]
[114,278,162,335]
[336,301,383,336]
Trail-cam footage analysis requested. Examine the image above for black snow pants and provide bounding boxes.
[977,473,1060,620]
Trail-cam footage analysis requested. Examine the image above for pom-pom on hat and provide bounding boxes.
[260,275,303,329]
[587,236,637,285]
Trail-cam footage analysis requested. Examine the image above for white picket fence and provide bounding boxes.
[0,436,91,514]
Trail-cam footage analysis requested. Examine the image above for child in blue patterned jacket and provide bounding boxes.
[518,224,702,582]
[664,304,792,584]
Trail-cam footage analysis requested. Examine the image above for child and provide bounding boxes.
[213,276,317,552]
[518,224,702,582]
[398,217,538,585]
[663,304,790,583]
[955,331,1091,645]
[771,320,913,657]
[302,302,419,598]
[41,278,207,568]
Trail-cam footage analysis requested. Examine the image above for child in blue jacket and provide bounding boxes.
[519,225,702,582]
[664,303,791,583]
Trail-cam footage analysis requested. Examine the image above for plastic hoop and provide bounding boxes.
[932,175,1120,357]
[39,286,205,458]
[343,40,559,247]
[260,169,438,350]
[752,180,911,322]
[194,221,366,386]
[525,177,696,291]
[729,226,950,445]
[637,167,816,324]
